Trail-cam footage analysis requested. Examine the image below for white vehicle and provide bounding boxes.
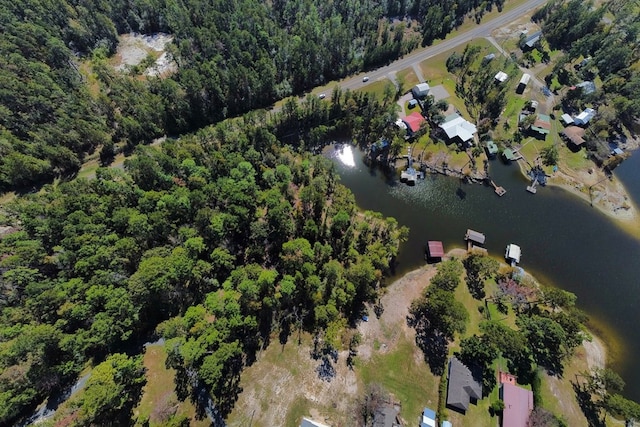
[362,76,369,82]
[318,93,326,99]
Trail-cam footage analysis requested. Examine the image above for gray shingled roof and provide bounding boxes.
[446,357,482,413]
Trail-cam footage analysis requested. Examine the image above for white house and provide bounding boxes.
[412,83,430,99]
[439,113,477,144]
[574,108,596,126]
[519,74,531,86]
[495,71,508,83]
[561,113,574,125]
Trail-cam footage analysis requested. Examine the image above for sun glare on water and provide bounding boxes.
[336,144,356,167]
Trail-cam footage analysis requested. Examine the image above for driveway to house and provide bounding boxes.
[338,0,548,90]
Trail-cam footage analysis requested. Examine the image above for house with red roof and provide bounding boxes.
[402,112,426,136]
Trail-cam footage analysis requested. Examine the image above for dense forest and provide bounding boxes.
[1,0,508,191]
[0,89,408,425]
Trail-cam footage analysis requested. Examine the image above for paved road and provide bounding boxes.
[321,0,549,94]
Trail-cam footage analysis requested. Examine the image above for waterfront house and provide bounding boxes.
[446,357,482,413]
[561,126,586,150]
[439,113,477,145]
[403,111,427,136]
[500,383,534,427]
[412,83,431,99]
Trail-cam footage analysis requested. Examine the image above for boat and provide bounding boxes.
[505,244,521,267]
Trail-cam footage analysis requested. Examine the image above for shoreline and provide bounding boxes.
[384,248,609,370]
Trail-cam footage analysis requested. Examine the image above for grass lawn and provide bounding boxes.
[134,344,209,427]
[285,396,312,427]
[559,144,591,170]
[358,335,440,424]
[397,67,420,91]
[359,78,395,100]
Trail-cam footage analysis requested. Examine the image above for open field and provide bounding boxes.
[225,247,618,427]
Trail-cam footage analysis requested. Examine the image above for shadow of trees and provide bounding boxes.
[572,381,605,427]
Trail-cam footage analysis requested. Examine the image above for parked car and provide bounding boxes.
[318,93,326,99]
[362,76,369,82]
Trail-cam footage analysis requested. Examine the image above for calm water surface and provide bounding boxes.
[330,145,640,401]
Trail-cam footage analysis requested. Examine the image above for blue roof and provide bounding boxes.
[423,407,436,419]
[442,422,453,427]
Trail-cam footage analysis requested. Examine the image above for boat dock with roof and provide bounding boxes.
[465,229,487,254]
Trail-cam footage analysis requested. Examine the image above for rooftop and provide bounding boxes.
[421,407,436,427]
[426,241,445,258]
[440,113,477,143]
[465,229,485,244]
[446,357,482,413]
[404,112,427,133]
[501,383,534,427]
[562,126,586,146]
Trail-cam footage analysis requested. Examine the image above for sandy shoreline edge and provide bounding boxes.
[378,248,607,369]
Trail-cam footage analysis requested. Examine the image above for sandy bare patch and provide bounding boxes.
[357,248,467,361]
[114,33,177,77]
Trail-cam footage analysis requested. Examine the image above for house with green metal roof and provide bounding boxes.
[529,113,551,138]
[484,140,499,157]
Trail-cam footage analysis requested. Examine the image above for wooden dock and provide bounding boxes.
[526,177,538,194]
[489,180,507,196]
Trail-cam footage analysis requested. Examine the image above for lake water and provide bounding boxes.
[330,145,640,401]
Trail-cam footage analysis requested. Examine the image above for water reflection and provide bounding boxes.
[333,143,356,167]
[330,144,640,401]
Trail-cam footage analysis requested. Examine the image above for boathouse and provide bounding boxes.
[465,229,487,253]
[485,140,499,158]
[425,241,445,262]
[505,244,521,266]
